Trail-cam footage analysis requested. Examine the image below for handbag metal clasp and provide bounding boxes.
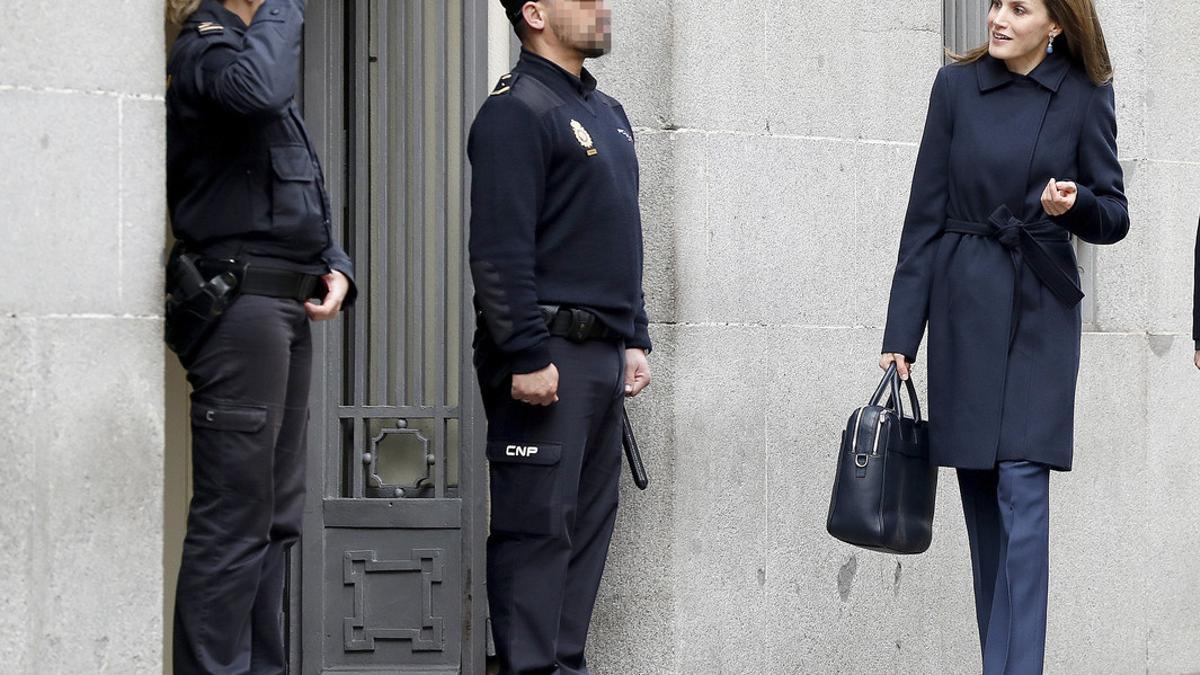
[854,453,869,468]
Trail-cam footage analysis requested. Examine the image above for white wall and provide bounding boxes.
[0,2,166,672]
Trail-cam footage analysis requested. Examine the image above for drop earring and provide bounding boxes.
[1047,34,1056,54]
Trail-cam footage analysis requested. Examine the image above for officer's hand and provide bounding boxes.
[1194,350,1200,370]
[305,270,350,322]
[879,352,913,381]
[512,364,559,406]
[1041,178,1078,216]
[624,348,651,397]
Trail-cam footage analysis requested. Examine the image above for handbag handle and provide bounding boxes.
[869,362,924,423]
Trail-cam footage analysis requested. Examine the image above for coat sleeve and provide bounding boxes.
[1050,84,1129,245]
[321,235,357,306]
[468,96,553,374]
[630,292,652,352]
[622,112,653,353]
[881,67,954,361]
[195,0,304,116]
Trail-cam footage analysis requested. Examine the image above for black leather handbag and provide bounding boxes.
[826,363,937,554]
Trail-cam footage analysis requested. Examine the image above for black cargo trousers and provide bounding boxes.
[477,334,627,675]
[173,294,312,675]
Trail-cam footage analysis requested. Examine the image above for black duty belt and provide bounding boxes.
[538,305,620,343]
[944,205,1084,346]
[197,259,325,302]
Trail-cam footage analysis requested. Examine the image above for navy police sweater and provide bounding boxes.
[468,49,651,374]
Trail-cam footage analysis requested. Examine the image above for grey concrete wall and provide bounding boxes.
[0,3,166,673]
[589,1,1200,673]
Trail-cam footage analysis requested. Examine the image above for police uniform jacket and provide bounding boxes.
[883,52,1128,471]
[167,0,355,300]
[468,49,651,375]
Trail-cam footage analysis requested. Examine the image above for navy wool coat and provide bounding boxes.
[882,52,1129,471]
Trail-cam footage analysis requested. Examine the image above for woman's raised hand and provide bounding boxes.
[1041,178,1078,216]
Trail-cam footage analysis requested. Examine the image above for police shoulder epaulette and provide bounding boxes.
[489,72,518,97]
[595,90,621,108]
[196,21,225,36]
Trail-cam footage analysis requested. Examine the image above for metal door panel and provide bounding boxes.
[298,1,491,672]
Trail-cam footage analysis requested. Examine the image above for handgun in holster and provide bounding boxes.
[164,244,240,361]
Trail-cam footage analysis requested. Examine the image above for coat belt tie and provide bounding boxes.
[945,205,1084,347]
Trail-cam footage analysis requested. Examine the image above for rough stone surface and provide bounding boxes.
[0,2,163,96]
[587,1,1200,673]
[1,1,166,671]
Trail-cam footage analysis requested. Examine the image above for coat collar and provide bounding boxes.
[516,48,598,98]
[977,52,1070,93]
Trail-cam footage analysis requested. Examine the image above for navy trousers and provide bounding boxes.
[477,336,626,675]
[957,461,1051,675]
[174,295,312,675]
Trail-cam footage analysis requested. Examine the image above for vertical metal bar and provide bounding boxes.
[367,0,383,406]
[434,415,447,498]
[445,0,464,411]
[298,2,332,668]
[352,0,370,411]
[403,2,417,403]
[351,0,372,499]
[433,0,449,432]
[425,1,442,409]
[385,1,405,408]
[946,0,989,56]
[392,1,410,407]
[445,0,464,493]
[413,0,428,406]
[374,0,392,408]
[435,0,452,498]
[352,418,365,499]
[942,0,952,63]
[461,0,491,671]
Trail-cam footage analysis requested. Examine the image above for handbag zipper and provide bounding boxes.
[871,409,890,457]
[850,407,866,455]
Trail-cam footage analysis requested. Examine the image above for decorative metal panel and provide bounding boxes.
[298,0,491,672]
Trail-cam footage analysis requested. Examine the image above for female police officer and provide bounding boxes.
[879,0,1127,671]
[166,1,354,672]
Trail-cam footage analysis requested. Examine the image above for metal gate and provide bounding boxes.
[294,1,490,672]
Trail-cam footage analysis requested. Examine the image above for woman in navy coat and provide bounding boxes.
[880,0,1127,671]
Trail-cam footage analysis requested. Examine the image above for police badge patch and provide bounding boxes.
[571,119,598,157]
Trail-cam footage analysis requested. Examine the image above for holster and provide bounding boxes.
[164,245,240,362]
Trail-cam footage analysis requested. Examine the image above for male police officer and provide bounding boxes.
[469,1,653,673]
[166,1,355,672]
